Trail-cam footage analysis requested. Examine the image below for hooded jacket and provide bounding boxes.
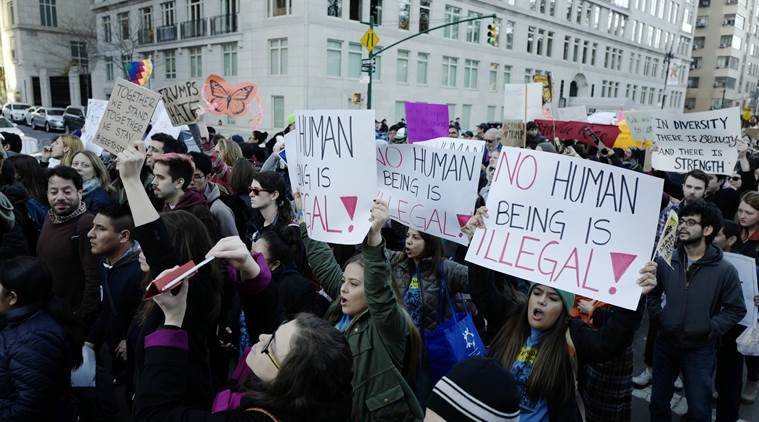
[165,189,219,241]
[203,182,239,238]
[649,244,746,349]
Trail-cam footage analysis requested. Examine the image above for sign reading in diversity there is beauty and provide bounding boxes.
[465,147,663,310]
[293,110,377,244]
[93,79,160,154]
[651,108,740,175]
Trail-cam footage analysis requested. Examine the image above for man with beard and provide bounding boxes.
[648,200,745,422]
[37,166,100,325]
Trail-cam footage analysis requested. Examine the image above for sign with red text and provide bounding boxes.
[376,143,480,245]
[93,79,160,154]
[294,110,377,244]
[651,107,740,175]
[465,147,663,310]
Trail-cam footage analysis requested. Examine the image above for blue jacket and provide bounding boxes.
[83,187,113,214]
[0,306,72,420]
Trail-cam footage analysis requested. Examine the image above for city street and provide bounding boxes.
[15,120,67,151]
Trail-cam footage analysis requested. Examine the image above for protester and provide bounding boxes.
[217,138,244,167]
[1,132,22,157]
[41,135,83,167]
[227,159,256,244]
[448,126,459,139]
[0,257,81,420]
[648,200,746,421]
[189,152,238,238]
[71,150,113,214]
[146,133,187,167]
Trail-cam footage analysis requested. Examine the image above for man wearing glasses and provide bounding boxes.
[647,200,746,422]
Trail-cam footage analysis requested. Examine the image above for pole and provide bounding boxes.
[722,87,727,109]
[661,48,673,110]
[367,20,374,109]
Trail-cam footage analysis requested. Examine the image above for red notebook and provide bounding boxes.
[143,257,214,301]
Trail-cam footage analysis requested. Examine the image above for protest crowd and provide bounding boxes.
[0,79,759,422]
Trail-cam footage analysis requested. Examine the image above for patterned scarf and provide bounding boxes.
[48,201,87,225]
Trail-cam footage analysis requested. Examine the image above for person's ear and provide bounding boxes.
[728,235,738,247]
[7,290,17,307]
[703,225,714,238]
[119,229,131,244]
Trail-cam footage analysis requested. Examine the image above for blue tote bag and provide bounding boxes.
[423,262,485,382]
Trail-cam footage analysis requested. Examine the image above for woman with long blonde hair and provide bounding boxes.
[217,139,243,167]
[71,150,113,213]
[41,135,83,167]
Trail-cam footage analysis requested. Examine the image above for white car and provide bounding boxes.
[31,107,65,132]
[2,103,31,123]
[23,106,40,126]
[0,116,25,138]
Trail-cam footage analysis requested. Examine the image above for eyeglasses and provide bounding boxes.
[249,187,273,196]
[262,331,281,369]
[679,218,702,227]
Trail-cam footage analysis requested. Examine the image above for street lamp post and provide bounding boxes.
[661,48,674,110]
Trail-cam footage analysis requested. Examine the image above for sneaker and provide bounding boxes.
[742,380,758,404]
[674,376,683,390]
[633,368,652,387]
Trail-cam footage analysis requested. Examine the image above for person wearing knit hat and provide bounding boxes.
[426,357,520,421]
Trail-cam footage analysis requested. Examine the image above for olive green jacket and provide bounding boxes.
[301,224,423,422]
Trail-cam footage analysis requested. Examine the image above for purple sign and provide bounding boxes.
[405,102,449,143]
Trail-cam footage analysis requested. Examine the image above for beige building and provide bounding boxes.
[685,0,759,111]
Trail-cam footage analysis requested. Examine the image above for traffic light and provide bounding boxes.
[487,24,498,46]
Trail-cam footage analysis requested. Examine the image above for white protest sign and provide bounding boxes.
[417,137,486,156]
[294,110,377,244]
[93,79,160,154]
[465,147,663,310]
[503,83,543,122]
[157,80,202,126]
[625,111,653,141]
[651,108,740,175]
[146,100,184,141]
[81,99,107,146]
[724,252,758,327]
[376,143,479,245]
[283,131,299,195]
[556,106,588,122]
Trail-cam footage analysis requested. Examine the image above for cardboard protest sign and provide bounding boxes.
[723,252,758,327]
[157,80,202,126]
[651,108,740,175]
[556,106,587,122]
[534,120,619,148]
[405,102,449,143]
[502,120,526,147]
[625,111,653,142]
[93,79,160,154]
[376,143,479,245]
[655,210,678,268]
[294,110,377,244]
[147,101,183,140]
[80,99,107,155]
[465,147,663,310]
[503,83,543,121]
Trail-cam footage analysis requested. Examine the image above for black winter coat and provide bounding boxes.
[0,306,72,421]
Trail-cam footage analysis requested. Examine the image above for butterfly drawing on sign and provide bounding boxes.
[203,75,257,116]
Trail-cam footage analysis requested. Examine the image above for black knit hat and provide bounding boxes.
[427,357,520,421]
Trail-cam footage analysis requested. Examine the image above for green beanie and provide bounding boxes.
[527,283,575,313]
[286,114,296,126]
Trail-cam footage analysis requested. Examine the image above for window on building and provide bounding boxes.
[693,36,704,49]
[348,42,362,78]
[714,77,736,89]
[464,59,479,89]
[395,101,406,122]
[417,53,428,84]
[190,47,202,77]
[164,49,176,79]
[489,63,498,91]
[442,56,458,87]
[461,105,472,130]
[573,38,579,62]
[563,36,571,60]
[504,20,515,49]
[102,16,112,43]
[272,96,285,128]
[399,0,410,29]
[687,77,699,88]
[269,38,288,75]
[419,0,430,32]
[716,55,740,69]
[327,39,342,77]
[106,58,114,81]
[591,42,597,65]
[695,15,707,28]
[690,56,702,70]
[370,0,382,24]
[223,43,238,76]
[723,14,736,26]
[70,41,88,72]
[466,11,482,43]
[161,2,175,26]
[7,1,14,25]
[582,40,589,64]
[118,12,130,39]
[140,7,153,31]
[504,65,512,84]
[444,6,461,39]
[487,106,496,122]
[396,50,409,83]
[269,0,292,16]
[684,98,695,110]
[373,46,382,80]
[39,0,57,27]
[328,0,342,17]
[349,0,362,21]
[735,14,745,29]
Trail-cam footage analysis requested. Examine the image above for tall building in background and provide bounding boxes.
[92,0,696,133]
[0,0,94,107]
[685,0,759,112]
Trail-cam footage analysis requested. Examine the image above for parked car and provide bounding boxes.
[0,116,26,138]
[2,103,31,123]
[31,107,66,132]
[23,106,40,126]
[63,106,86,132]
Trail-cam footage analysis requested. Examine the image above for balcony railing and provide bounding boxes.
[180,19,207,39]
[210,14,237,35]
[156,25,177,42]
[137,28,154,45]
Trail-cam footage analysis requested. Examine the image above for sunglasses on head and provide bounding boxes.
[249,187,273,196]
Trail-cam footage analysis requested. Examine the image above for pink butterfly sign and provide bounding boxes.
[201,74,264,129]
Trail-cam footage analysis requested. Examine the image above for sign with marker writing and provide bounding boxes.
[376,143,480,245]
[80,99,107,155]
[651,107,740,175]
[157,80,202,126]
[465,147,663,310]
[417,137,486,156]
[405,102,450,143]
[534,120,619,148]
[93,79,160,154]
[294,110,377,244]
[503,83,544,121]
[503,120,526,147]
[146,100,184,141]
[625,111,653,142]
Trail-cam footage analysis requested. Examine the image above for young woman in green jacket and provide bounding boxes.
[299,197,424,421]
